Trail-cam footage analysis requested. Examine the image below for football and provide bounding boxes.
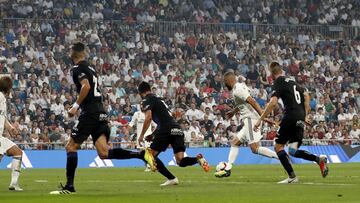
[216,162,227,172]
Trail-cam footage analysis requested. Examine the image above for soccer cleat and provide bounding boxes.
[144,148,157,172]
[277,176,299,184]
[197,154,210,172]
[318,155,329,178]
[214,169,231,178]
[160,178,179,187]
[49,183,76,195]
[9,184,23,191]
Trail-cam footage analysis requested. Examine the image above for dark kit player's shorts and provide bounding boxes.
[275,119,306,146]
[71,113,110,144]
[151,128,186,153]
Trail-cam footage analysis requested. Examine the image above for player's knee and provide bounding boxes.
[65,143,77,152]
[250,145,258,154]
[274,145,283,153]
[98,151,109,159]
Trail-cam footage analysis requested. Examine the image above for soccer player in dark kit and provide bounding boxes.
[254,62,329,184]
[137,81,210,186]
[50,43,156,194]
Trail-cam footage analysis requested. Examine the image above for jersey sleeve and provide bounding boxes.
[142,97,155,112]
[270,79,282,98]
[233,83,250,101]
[73,67,90,83]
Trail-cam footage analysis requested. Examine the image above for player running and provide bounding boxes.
[254,62,329,184]
[0,76,24,191]
[50,43,155,194]
[127,104,156,171]
[137,81,210,186]
[215,71,278,178]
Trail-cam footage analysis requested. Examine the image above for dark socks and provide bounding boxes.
[277,150,296,178]
[108,148,145,161]
[178,157,198,167]
[66,152,78,187]
[155,158,176,180]
[293,150,320,164]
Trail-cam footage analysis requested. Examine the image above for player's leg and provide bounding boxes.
[149,135,178,186]
[247,118,278,159]
[64,137,81,190]
[171,129,209,172]
[5,142,23,191]
[287,129,329,178]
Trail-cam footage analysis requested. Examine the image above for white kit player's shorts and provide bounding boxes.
[136,139,151,149]
[0,136,16,155]
[236,118,262,144]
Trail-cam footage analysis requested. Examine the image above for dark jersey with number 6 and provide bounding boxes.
[142,94,180,132]
[71,61,104,114]
[271,76,306,121]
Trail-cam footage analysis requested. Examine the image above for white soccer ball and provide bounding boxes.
[216,162,227,172]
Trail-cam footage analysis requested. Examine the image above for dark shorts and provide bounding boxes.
[275,119,305,147]
[71,113,110,144]
[150,128,186,154]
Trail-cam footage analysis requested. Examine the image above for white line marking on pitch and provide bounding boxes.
[85,179,353,186]
[34,180,48,183]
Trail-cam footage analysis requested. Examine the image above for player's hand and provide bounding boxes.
[225,110,235,120]
[138,135,144,143]
[9,126,19,135]
[253,120,261,132]
[68,103,79,117]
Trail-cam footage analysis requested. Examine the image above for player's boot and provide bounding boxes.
[277,176,299,184]
[49,183,76,195]
[9,184,23,191]
[160,177,179,186]
[318,155,329,178]
[214,169,231,178]
[144,148,157,172]
[197,154,210,172]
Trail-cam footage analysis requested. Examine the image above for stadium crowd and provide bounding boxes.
[0,0,359,150]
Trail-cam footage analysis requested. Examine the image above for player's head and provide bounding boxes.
[0,76,12,95]
[138,81,151,98]
[71,42,86,64]
[269,61,283,79]
[223,70,236,91]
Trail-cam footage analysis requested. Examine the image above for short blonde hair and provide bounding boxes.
[269,62,282,75]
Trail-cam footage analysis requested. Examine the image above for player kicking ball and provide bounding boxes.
[137,81,210,186]
[214,71,278,178]
[254,62,328,184]
[50,43,156,194]
[0,76,23,191]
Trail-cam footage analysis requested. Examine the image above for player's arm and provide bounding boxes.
[246,96,263,116]
[303,91,311,117]
[138,110,152,142]
[225,107,239,119]
[254,96,278,131]
[4,118,19,135]
[68,78,91,116]
[126,112,137,130]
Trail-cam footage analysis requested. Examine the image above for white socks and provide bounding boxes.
[226,146,239,170]
[257,147,278,159]
[10,155,22,186]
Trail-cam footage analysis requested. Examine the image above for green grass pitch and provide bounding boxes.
[0,163,359,203]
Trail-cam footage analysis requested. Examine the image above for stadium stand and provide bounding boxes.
[0,0,359,149]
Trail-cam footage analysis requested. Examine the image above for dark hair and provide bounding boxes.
[72,42,85,52]
[138,81,151,94]
[0,76,12,94]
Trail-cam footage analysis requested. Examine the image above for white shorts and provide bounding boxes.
[136,139,152,149]
[236,118,262,144]
[0,137,16,155]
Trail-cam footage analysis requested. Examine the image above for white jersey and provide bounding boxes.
[232,82,260,119]
[0,92,7,136]
[128,111,155,139]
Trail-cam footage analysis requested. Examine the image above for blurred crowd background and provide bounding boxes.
[0,0,359,150]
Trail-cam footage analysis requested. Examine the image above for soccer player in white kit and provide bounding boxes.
[0,76,24,190]
[127,105,156,171]
[215,71,278,177]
